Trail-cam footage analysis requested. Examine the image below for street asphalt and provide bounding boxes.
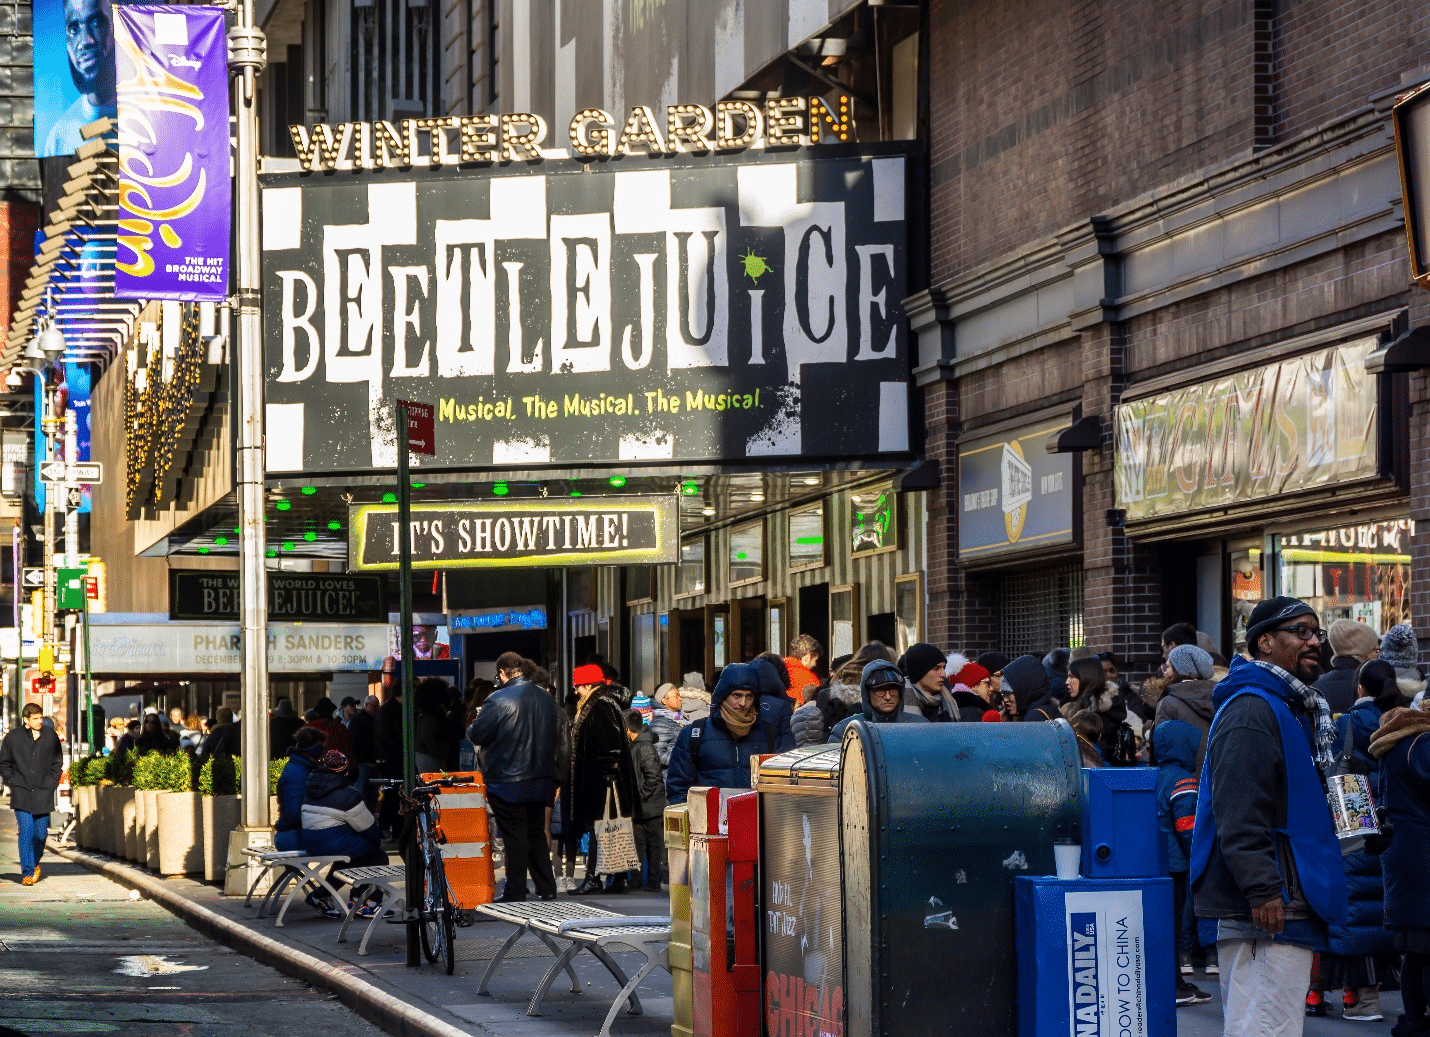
[0,806,391,1037]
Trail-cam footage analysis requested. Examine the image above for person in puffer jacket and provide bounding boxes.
[791,683,825,746]
[666,663,795,803]
[275,727,327,851]
[827,660,930,743]
[1153,720,1208,1005]
[300,750,386,868]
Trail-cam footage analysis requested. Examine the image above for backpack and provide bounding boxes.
[1108,721,1140,767]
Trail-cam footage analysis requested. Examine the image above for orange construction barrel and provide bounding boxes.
[421,771,495,909]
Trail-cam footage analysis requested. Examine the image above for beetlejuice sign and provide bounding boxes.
[260,149,910,472]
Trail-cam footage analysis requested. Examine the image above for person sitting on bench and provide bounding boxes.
[301,750,387,914]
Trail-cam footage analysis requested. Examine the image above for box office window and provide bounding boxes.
[729,521,765,586]
[627,566,653,604]
[678,538,707,597]
[999,565,1085,655]
[789,504,827,570]
[895,573,922,655]
[831,585,858,659]
[630,611,656,695]
[1277,518,1414,632]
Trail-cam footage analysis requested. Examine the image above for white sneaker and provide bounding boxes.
[558,876,571,893]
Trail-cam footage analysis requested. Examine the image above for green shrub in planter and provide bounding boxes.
[106,749,137,786]
[268,758,284,796]
[70,756,103,787]
[158,752,195,793]
[199,754,240,796]
[132,751,166,791]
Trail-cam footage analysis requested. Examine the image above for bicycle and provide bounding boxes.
[370,776,474,974]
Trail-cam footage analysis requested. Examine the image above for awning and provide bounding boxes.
[3,120,140,369]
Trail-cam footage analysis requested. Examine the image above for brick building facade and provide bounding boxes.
[909,0,1430,670]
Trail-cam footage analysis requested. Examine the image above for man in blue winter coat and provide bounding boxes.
[827,659,930,743]
[1190,596,1348,1037]
[666,662,795,804]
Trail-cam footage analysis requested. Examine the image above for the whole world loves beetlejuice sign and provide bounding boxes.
[259,146,910,473]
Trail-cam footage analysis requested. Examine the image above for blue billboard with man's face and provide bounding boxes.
[33,0,118,158]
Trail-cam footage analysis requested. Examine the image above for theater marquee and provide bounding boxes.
[261,144,911,473]
[347,497,679,570]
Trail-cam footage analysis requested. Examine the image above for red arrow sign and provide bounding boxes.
[399,400,435,456]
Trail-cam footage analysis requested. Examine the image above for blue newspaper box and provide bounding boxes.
[1081,767,1165,878]
[1014,876,1176,1037]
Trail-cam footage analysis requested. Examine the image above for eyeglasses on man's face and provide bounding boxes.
[1272,623,1325,644]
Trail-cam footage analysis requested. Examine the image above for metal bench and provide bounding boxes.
[475,901,672,1036]
[239,848,351,927]
[333,864,410,956]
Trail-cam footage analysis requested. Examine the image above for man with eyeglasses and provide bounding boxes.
[1190,596,1348,1037]
[42,0,117,157]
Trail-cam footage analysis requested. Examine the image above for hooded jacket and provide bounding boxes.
[1004,655,1060,722]
[300,767,381,860]
[666,663,795,803]
[1190,656,1347,936]
[1153,679,1215,773]
[0,724,62,815]
[1153,720,1201,873]
[827,661,932,743]
[276,744,324,833]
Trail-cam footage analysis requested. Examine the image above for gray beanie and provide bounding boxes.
[682,671,706,693]
[1168,644,1215,681]
[1379,623,1420,673]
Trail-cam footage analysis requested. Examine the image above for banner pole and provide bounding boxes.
[397,403,420,967]
[228,0,273,892]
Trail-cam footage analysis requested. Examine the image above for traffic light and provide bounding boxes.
[37,643,54,676]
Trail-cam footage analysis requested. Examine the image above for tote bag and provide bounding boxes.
[593,784,641,875]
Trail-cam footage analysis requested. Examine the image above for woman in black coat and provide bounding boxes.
[566,664,638,894]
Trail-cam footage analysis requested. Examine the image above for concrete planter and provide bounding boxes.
[134,788,148,860]
[121,787,138,861]
[157,792,203,876]
[141,789,161,869]
[73,786,94,848]
[269,795,279,828]
[202,794,241,883]
[95,785,114,854]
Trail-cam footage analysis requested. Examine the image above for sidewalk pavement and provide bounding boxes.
[52,839,673,1037]
[40,830,1407,1037]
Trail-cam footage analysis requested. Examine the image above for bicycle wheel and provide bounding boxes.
[417,822,456,972]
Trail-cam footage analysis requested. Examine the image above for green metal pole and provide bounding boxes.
[82,592,94,754]
[397,402,419,968]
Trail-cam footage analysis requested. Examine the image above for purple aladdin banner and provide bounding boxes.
[114,6,230,301]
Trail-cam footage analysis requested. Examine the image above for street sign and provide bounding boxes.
[56,567,89,610]
[399,400,435,456]
[84,576,98,600]
[38,461,102,483]
[65,487,83,510]
[21,568,42,589]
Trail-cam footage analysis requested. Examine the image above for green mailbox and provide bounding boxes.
[839,719,1082,1037]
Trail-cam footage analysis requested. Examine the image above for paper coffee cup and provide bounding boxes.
[1054,842,1080,880]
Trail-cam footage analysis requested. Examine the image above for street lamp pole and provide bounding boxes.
[226,0,271,893]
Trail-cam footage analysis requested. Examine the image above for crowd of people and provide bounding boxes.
[8,592,1430,1037]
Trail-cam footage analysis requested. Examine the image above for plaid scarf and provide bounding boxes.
[1252,660,1337,775]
